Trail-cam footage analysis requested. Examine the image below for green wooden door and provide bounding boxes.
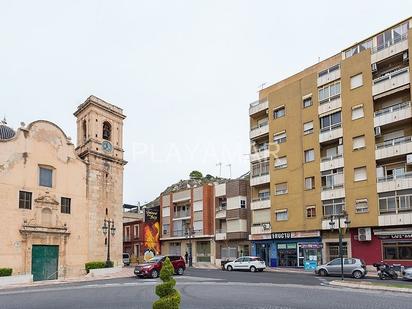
[32,245,59,281]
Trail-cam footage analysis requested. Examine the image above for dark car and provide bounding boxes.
[134,255,186,278]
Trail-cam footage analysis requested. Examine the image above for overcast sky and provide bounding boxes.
[1,0,411,204]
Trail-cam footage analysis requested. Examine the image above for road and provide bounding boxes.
[0,269,411,309]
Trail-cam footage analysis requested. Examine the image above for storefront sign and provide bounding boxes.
[145,206,160,222]
[272,232,291,239]
[272,230,320,240]
[299,243,323,249]
[390,233,412,239]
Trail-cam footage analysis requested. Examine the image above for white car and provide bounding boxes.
[402,267,412,280]
[225,256,266,272]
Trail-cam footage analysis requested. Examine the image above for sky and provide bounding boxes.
[1,0,412,204]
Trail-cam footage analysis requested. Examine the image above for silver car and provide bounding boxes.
[315,258,367,279]
[402,267,412,280]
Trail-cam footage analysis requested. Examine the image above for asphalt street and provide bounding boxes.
[0,269,411,309]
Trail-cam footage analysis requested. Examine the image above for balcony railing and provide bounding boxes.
[376,136,412,150]
[174,211,190,219]
[171,229,203,237]
[371,33,408,54]
[320,123,342,133]
[322,183,344,191]
[374,101,411,117]
[377,172,412,183]
[251,171,269,178]
[321,153,343,162]
[252,196,270,202]
[373,67,409,85]
[251,122,269,131]
[249,99,269,115]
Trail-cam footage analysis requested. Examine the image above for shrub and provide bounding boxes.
[85,261,112,273]
[0,268,12,277]
[153,257,181,309]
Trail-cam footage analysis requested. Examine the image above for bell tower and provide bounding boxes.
[74,95,127,264]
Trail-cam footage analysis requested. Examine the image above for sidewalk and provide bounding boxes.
[329,280,412,294]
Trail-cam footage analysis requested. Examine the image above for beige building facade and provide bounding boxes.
[249,18,412,267]
[0,95,126,280]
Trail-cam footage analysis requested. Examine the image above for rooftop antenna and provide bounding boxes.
[1,116,6,124]
[318,56,321,63]
[258,82,266,91]
[216,162,222,177]
[226,164,232,179]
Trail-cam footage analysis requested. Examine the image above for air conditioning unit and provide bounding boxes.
[372,63,377,72]
[374,126,381,137]
[407,154,412,165]
[403,51,409,62]
[358,227,372,241]
[262,223,271,230]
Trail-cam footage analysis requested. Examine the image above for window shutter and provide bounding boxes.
[350,74,363,89]
[354,167,367,181]
[352,135,365,149]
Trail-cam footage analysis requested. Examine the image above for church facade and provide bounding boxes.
[0,96,126,280]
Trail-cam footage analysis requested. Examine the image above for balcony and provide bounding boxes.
[321,184,345,200]
[377,173,412,193]
[319,124,343,143]
[215,229,227,241]
[251,224,271,235]
[371,33,408,64]
[250,123,269,140]
[249,99,268,116]
[171,229,189,237]
[374,101,411,127]
[321,217,348,230]
[173,211,191,220]
[250,173,270,186]
[317,66,341,87]
[372,67,410,97]
[320,154,344,172]
[250,149,270,162]
[215,208,227,219]
[318,97,341,116]
[251,197,270,210]
[375,136,412,160]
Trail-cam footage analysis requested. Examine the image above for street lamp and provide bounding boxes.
[102,218,116,267]
[329,211,350,280]
[185,228,195,267]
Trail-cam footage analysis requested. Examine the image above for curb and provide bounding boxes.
[329,280,412,294]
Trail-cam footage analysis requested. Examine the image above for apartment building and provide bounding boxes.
[214,179,251,266]
[249,18,412,267]
[160,183,215,265]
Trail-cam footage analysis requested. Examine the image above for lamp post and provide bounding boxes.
[102,218,116,267]
[185,228,195,267]
[329,211,350,280]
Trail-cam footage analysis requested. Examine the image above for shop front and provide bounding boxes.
[250,234,274,266]
[271,231,322,268]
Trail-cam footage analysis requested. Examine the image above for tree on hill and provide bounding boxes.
[189,170,203,179]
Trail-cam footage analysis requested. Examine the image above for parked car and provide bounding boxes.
[123,253,131,266]
[402,267,412,280]
[224,256,266,272]
[134,255,186,278]
[315,258,367,279]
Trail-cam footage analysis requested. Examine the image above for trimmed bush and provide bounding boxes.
[0,268,12,277]
[153,257,181,309]
[85,261,113,273]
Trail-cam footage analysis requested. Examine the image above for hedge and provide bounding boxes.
[85,261,113,273]
[0,268,12,277]
[153,257,181,309]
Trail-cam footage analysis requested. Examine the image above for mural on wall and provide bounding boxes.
[143,206,160,261]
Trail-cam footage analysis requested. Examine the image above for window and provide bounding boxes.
[19,191,32,209]
[274,131,286,144]
[383,242,412,260]
[39,167,53,187]
[318,81,341,104]
[304,149,315,163]
[304,177,315,190]
[318,64,340,78]
[323,198,345,216]
[354,166,367,182]
[303,121,314,135]
[303,97,312,108]
[352,135,365,150]
[258,190,270,201]
[345,39,372,58]
[320,111,341,132]
[379,190,412,214]
[163,224,170,235]
[274,156,287,169]
[350,74,363,89]
[351,105,364,120]
[124,226,130,241]
[240,200,246,209]
[377,22,408,51]
[275,210,288,221]
[134,224,139,238]
[103,121,112,140]
[355,199,368,213]
[275,183,288,195]
[328,242,348,261]
[306,206,316,218]
[321,168,344,189]
[61,197,71,214]
[273,106,285,119]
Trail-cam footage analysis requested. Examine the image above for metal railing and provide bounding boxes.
[371,33,408,54]
[321,153,343,162]
[374,101,411,117]
[373,67,409,85]
[250,121,269,131]
[250,99,268,108]
[252,196,270,202]
[320,123,342,133]
[174,211,190,218]
[375,136,412,149]
[377,172,412,182]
